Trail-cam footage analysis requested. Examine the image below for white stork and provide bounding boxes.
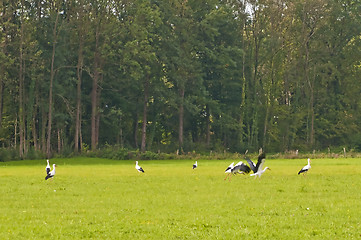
[45,159,51,175]
[246,152,271,178]
[298,158,311,176]
[233,161,251,174]
[135,161,145,173]
[45,164,56,180]
[224,161,251,181]
[193,161,197,169]
[232,161,251,176]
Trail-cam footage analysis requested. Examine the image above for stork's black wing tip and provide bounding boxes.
[298,169,307,175]
[259,152,266,159]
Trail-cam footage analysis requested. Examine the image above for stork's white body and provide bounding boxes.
[49,164,56,176]
[45,164,56,180]
[135,161,145,173]
[193,161,197,169]
[250,166,270,178]
[45,159,51,174]
[249,158,270,178]
[298,158,311,175]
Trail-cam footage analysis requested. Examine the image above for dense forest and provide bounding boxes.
[0,0,361,160]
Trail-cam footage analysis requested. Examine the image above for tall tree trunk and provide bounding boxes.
[57,128,61,153]
[95,77,102,148]
[0,19,4,128]
[141,76,149,152]
[18,9,25,158]
[283,53,292,150]
[250,8,260,149]
[74,31,83,153]
[263,59,275,149]
[47,11,60,159]
[0,62,4,129]
[96,101,100,148]
[133,113,139,148]
[309,65,315,146]
[41,106,47,152]
[239,16,247,148]
[91,25,100,151]
[118,115,123,147]
[206,105,210,147]
[79,110,83,151]
[263,105,269,149]
[0,0,11,129]
[178,88,185,152]
[305,47,315,147]
[302,6,315,148]
[14,117,18,148]
[0,80,3,128]
[148,112,157,150]
[91,82,98,150]
[32,78,39,151]
[32,113,38,151]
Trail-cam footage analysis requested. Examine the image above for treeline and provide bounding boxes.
[0,0,361,159]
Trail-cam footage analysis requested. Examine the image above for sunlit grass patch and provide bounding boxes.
[0,158,360,239]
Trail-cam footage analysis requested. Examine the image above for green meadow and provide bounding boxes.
[0,157,360,239]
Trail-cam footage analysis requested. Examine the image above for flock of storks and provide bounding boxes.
[135,151,312,180]
[221,152,311,181]
[45,151,311,181]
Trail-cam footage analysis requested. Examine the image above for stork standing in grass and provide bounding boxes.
[135,161,145,173]
[193,161,197,169]
[245,152,271,178]
[298,158,311,176]
[45,159,51,175]
[45,164,56,180]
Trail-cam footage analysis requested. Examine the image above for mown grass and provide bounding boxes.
[0,157,360,239]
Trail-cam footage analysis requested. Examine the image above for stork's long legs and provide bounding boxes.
[225,171,246,181]
[224,173,231,181]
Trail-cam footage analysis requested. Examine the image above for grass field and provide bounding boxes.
[1,157,360,239]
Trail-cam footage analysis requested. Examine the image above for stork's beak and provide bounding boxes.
[268,168,271,170]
